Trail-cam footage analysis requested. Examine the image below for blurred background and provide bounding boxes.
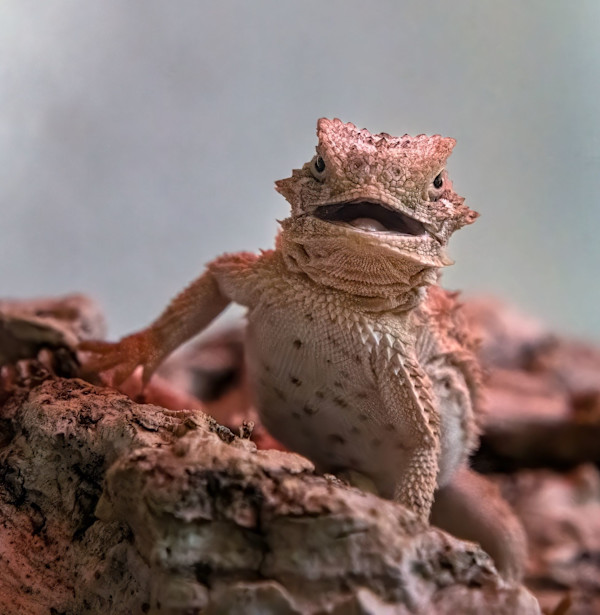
[1,0,598,339]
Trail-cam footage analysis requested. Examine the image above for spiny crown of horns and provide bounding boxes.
[316,117,456,180]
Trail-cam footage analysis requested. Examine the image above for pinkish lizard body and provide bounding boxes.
[82,118,526,579]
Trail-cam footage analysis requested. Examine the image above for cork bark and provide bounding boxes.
[0,375,539,614]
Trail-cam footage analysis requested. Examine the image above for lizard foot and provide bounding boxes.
[79,330,158,386]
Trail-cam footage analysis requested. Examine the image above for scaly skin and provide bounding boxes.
[81,118,526,579]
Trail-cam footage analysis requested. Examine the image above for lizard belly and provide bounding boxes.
[245,302,411,498]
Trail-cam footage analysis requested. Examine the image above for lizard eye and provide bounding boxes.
[428,170,448,200]
[310,155,326,180]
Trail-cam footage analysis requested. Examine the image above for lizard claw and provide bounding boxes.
[79,330,157,387]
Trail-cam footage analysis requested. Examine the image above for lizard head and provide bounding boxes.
[275,118,478,266]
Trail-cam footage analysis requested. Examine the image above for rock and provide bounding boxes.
[463,297,600,473]
[0,377,540,614]
[157,326,284,450]
[494,465,600,615]
[462,298,600,613]
[0,294,106,365]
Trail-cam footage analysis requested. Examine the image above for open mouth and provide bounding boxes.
[313,201,426,236]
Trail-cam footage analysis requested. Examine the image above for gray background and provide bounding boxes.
[1,1,598,339]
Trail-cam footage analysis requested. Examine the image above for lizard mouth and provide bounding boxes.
[313,200,426,236]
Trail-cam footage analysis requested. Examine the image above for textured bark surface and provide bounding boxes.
[0,376,540,614]
[0,294,106,365]
[463,298,600,615]
[495,466,600,615]
[459,298,600,476]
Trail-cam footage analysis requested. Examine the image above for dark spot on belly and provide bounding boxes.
[340,370,349,378]
[305,313,314,321]
[293,339,302,349]
[290,376,302,386]
[303,404,318,415]
[316,391,325,399]
[394,441,409,451]
[358,413,369,422]
[292,411,301,420]
[273,387,286,401]
[371,437,383,447]
[333,396,349,409]
[263,363,271,372]
[329,434,346,445]
[384,423,396,431]
[356,391,369,400]
[350,426,361,435]
[354,355,362,364]
[333,380,343,388]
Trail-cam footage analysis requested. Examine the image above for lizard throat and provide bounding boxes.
[277,216,441,312]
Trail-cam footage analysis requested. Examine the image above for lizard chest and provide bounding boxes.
[243,288,414,492]
[245,292,376,418]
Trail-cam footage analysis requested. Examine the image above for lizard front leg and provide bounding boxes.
[373,345,441,522]
[79,254,258,385]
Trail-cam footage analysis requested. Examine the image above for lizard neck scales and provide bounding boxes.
[278,216,442,313]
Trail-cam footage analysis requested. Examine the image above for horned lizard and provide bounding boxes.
[81,118,527,579]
